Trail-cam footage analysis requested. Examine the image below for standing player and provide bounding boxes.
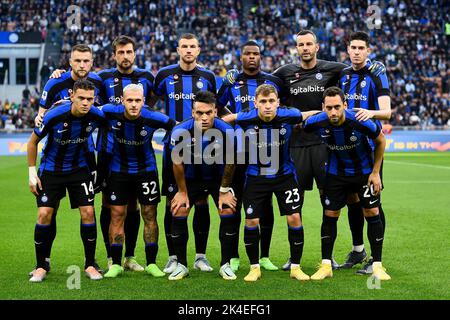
[304,87,390,281]
[219,84,319,282]
[271,30,385,270]
[100,84,175,278]
[154,34,217,273]
[27,80,105,282]
[30,44,103,275]
[338,31,391,273]
[216,40,284,272]
[168,91,237,280]
[51,36,156,271]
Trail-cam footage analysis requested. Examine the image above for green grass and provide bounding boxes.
[1,153,450,300]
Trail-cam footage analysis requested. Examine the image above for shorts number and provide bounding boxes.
[285,188,300,204]
[81,181,94,195]
[142,181,157,195]
[363,185,373,198]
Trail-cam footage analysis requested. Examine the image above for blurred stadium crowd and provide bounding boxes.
[0,0,449,129]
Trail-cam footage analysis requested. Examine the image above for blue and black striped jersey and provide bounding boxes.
[154,64,217,122]
[236,107,303,178]
[304,110,381,176]
[34,101,106,174]
[97,67,155,105]
[339,62,390,129]
[169,118,234,181]
[100,104,175,175]
[217,71,283,113]
[39,71,102,109]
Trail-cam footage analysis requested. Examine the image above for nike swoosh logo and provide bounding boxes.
[376,238,384,242]
[172,235,180,238]
[290,79,298,84]
[225,232,237,236]
[234,85,244,89]
[294,242,303,245]
[369,200,378,205]
[109,83,119,88]
[248,131,257,135]
[244,243,252,246]
[57,129,68,133]
[34,241,43,245]
[88,198,94,202]
[87,238,96,242]
[149,197,158,202]
[171,270,182,277]
[321,135,330,138]
[342,81,348,86]
[112,126,120,130]
[63,96,70,100]
[169,81,179,85]
[291,205,301,210]
[321,236,330,239]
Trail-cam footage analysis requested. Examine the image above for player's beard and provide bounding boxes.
[118,60,133,72]
[73,69,88,79]
[300,53,314,63]
[181,56,196,65]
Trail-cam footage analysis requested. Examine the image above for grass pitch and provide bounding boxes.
[0,153,449,300]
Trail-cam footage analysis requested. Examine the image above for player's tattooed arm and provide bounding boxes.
[221,113,237,125]
[221,164,235,188]
[114,234,125,244]
[300,110,321,121]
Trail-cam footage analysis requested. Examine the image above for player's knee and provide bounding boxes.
[37,208,53,224]
[79,206,95,223]
[219,208,234,216]
[141,205,157,222]
[287,213,302,227]
[324,210,340,218]
[173,207,189,218]
[245,218,259,228]
[363,207,379,217]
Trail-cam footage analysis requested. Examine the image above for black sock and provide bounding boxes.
[219,213,235,266]
[244,225,259,265]
[172,216,189,266]
[34,223,51,270]
[124,209,140,257]
[321,215,338,260]
[379,203,386,233]
[260,204,274,258]
[366,215,384,262]
[80,223,97,268]
[164,203,176,256]
[145,242,158,265]
[230,206,241,259]
[348,202,364,247]
[100,205,111,258]
[288,226,304,264]
[47,211,57,259]
[110,244,123,265]
[193,203,209,254]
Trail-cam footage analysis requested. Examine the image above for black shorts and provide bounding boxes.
[290,144,328,191]
[106,171,160,206]
[161,143,177,197]
[186,179,220,206]
[243,174,303,218]
[322,174,380,211]
[37,169,95,209]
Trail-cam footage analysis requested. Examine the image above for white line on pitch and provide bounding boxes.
[385,160,450,170]
[387,181,450,183]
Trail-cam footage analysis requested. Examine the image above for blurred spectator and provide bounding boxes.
[0,0,448,128]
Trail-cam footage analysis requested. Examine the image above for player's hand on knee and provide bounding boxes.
[34,113,44,127]
[367,173,381,195]
[219,191,237,212]
[222,69,239,86]
[50,69,66,79]
[171,191,189,214]
[28,166,42,196]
